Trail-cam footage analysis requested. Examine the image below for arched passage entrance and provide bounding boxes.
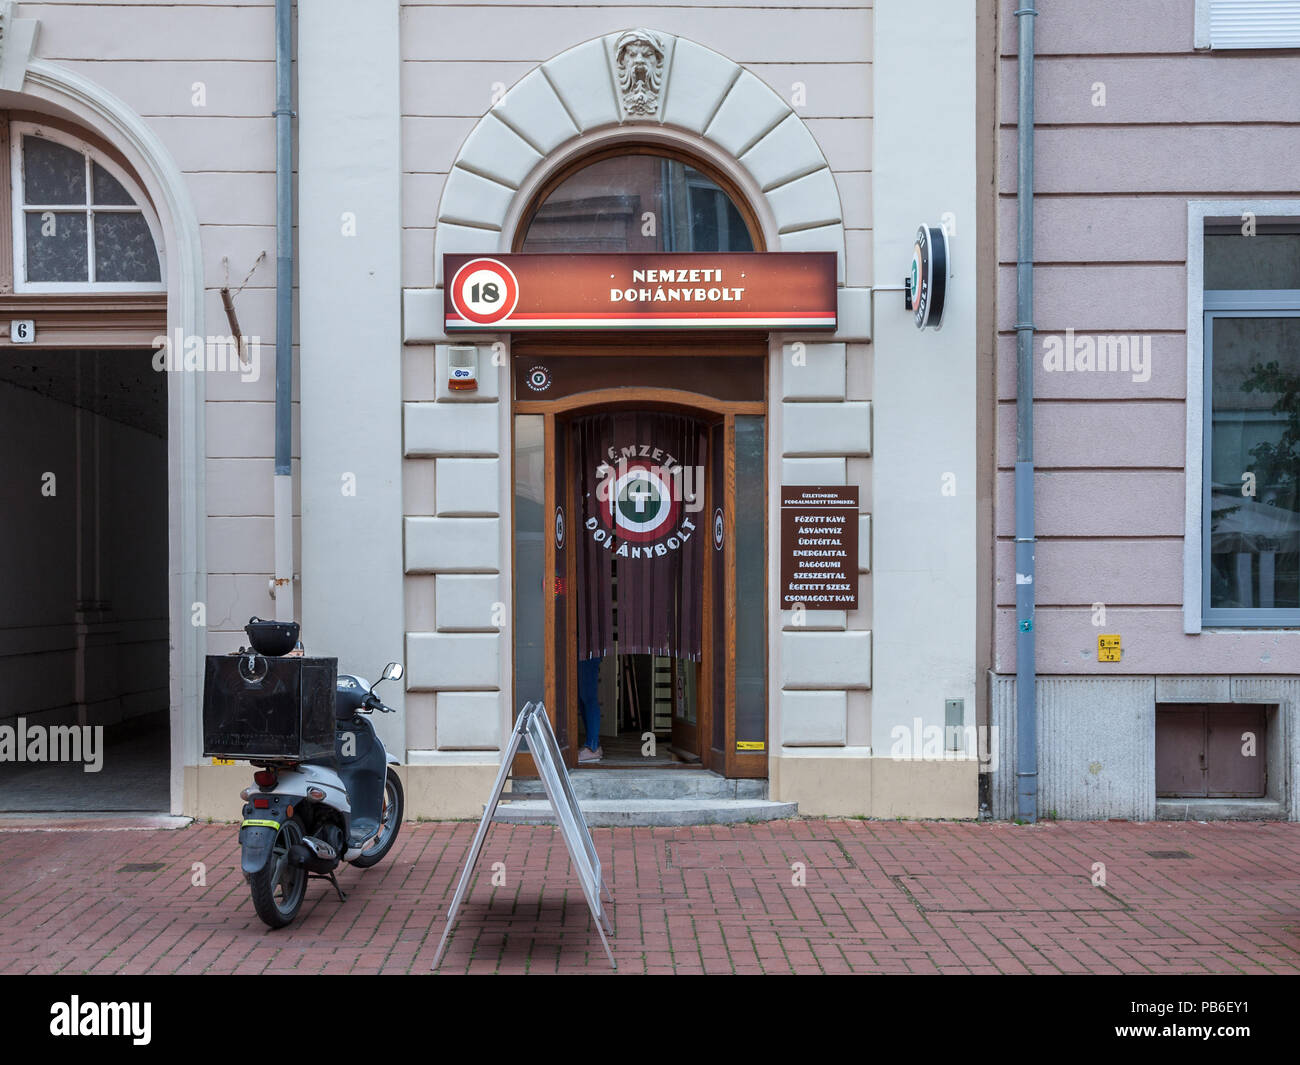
[0,54,204,816]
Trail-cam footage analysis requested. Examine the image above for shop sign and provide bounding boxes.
[909,224,948,330]
[586,448,699,557]
[444,252,836,331]
[779,486,859,610]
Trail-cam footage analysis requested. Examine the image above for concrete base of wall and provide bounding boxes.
[185,756,981,821]
[184,761,500,822]
[402,762,498,820]
[990,673,1300,821]
[770,749,978,818]
[183,764,250,822]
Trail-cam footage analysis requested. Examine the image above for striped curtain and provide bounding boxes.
[575,412,706,661]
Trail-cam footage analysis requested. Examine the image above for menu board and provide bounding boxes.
[779,486,859,610]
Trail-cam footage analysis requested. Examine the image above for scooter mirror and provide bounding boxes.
[383,662,404,682]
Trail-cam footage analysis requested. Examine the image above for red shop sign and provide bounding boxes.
[443,252,837,332]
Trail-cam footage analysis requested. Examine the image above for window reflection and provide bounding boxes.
[519,153,755,254]
[1209,315,1300,611]
[18,131,162,286]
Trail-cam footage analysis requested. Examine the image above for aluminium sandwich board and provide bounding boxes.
[431,701,615,970]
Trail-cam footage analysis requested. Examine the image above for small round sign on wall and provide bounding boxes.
[448,257,520,327]
[909,224,949,331]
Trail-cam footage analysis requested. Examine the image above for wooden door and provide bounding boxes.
[510,358,769,780]
[1206,707,1265,797]
[1156,705,1267,798]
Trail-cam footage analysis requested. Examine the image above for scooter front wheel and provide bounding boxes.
[249,815,308,929]
[350,768,404,868]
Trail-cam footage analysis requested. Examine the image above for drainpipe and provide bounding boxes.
[273,0,296,622]
[1014,3,1038,822]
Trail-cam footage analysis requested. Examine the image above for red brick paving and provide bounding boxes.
[0,818,1297,974]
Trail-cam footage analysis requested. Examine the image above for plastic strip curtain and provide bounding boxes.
[574,411,705,661]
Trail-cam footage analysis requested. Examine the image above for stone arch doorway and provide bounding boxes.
[0,41,205,816]
[431,28,845,277]
[433,30,843,781]
[402,28,871,811]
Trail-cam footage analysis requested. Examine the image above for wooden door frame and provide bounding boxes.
[722,413,769,779]
[509,350,769,780]
[510,412,578,777]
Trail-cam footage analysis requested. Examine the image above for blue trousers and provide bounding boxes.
[578,657,603,750]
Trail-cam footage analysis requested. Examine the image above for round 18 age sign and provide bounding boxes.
[447,258,520,327]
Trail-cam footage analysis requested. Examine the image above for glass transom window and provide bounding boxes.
[518,151,757,254]
[12,125,163,290]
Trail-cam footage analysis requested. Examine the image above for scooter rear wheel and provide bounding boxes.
[249,815,308,929]
[350,768,404,868]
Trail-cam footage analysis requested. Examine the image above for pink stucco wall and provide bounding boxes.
[994,0,1300,676]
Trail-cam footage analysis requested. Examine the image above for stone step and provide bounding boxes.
[492,797,798,827]
[507,768,767,801]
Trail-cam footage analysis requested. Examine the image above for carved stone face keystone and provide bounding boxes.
[615,29,666,118]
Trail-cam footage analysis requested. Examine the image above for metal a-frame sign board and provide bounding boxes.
[431,701,615,970]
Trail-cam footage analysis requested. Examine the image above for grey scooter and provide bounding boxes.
[238,662,405,929]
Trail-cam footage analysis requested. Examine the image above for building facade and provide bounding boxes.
[2,1,1295,824]
[989,0,1300,820]
[0,0,989,821]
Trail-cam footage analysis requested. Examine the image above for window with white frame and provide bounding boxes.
[11,123,164,291]
[1202,220,1300,626]
[1196,0,1300,49]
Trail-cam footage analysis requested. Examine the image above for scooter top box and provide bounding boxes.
[203,654,337,762]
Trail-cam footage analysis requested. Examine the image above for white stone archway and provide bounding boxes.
[11,35,207,815]
[432,29,846,280]
[400,30,875,819]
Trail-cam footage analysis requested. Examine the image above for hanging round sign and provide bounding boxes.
[909,224,948,331]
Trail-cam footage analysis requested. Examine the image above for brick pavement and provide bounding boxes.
[0,818,1297,974]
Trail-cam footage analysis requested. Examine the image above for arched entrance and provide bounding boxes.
[407,27,855,812]
[502,116,778,777]
[0,56,205,816]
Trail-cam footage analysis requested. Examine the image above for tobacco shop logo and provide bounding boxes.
[587,448,701,557]
[600,458,680,542]
[525,365,552,392]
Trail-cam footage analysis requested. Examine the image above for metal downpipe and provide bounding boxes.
[273,0,296,621]
[1014,2,1038,823]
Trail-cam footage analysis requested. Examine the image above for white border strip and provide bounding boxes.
[447,316,837,330]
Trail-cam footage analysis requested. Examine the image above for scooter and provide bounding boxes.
[238,662,406,929]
